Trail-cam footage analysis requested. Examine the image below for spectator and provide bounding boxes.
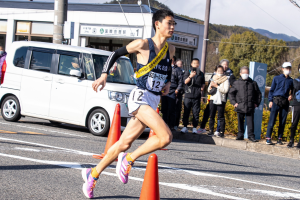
[181,58,205,134]
[161,57,184,130]
[0,46,7,81]
[266,62,293,145]
[207,65,229,137]
[228,66,262,142]
[174,59,185,130]
[287,64,300,148]
[220,59,236,86]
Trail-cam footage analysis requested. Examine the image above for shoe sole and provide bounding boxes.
[266,143,273,145]
[116,152,127,184]
[81,169,92,199]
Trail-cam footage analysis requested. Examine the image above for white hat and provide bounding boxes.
[282,62,292,68]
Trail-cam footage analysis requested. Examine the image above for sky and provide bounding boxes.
[8,0,300,40]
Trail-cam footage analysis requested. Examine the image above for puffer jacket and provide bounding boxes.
[228,77,262,113]
[208,75,229,102]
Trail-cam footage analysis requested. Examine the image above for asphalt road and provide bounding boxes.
[0,115,300,200]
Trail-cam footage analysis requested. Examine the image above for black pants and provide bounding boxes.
[200,103,210,129]
[175,94,183,127]
[237,112,255,139]
[290,106,300,142]
[182,97,201,128]
[161,94,176,128]
[209,101,226,133]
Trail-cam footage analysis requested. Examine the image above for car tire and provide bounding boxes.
[87,108,110,136]
[49,121,61,125]
[1,95,21,122]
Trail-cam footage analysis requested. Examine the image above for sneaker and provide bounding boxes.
[217,132,224,138]
[266,139,274,145]
[192,128,197,134]
[277,139,283,145]
[287,141,294,148]
[82,168,98,199]
[248,137,258,142]
[207,132,214,137]
[181,127,188,134]
[296,143,300,149]
[197,128,207,134]
[116,152,134,184]
[214,131,220,137]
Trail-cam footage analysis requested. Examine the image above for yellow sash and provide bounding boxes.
[134,42,168,79]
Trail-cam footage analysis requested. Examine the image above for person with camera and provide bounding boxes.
[228,66,262,142]
[181,58,205,134]
[266,62,293,145]
[207,65,229,137]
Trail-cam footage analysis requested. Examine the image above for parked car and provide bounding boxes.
[0,41,144,136]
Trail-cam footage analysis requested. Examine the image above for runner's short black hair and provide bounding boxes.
[152,9,175,32]
[191,58,200,63]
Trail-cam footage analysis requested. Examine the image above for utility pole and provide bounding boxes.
[53,0,68,44]
[200,0,211,73]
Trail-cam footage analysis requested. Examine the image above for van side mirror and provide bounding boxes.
[69,69,81,78]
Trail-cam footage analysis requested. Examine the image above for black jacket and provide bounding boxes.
[292,76,300,106]
[183,67,205,99]
[228,77,262,113]
[169,65,184,94]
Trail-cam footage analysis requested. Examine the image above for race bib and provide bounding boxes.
[146,72,167,92]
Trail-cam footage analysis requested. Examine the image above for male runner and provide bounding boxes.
[81,9,176,198]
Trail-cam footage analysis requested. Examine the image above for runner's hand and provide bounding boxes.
[161,82,171,96]
[92,73,108,92]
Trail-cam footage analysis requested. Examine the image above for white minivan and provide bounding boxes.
[0,41,141,136]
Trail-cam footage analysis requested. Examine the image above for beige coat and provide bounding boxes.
[208,75,230,102]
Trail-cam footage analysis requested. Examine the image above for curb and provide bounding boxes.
[172,131,300,160]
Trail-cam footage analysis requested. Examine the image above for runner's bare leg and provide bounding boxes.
[95,117,146,173]
[94,105,172,173]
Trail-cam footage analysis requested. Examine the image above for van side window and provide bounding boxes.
[58,54,81,76]
[13,47,28,68]
[83,53,94,80]
[30,51,52,72]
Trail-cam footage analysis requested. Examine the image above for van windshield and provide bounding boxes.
[92,54,136,85]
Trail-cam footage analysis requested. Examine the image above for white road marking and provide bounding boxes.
[0,121,87,138]
[0,152,248,200]
[1,136,300,194]
[250,189,300,198]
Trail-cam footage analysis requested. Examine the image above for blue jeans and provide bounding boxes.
[266,102,289,139]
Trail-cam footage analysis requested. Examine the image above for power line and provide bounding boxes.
[209,40,300,48]
[289,0,300,9]
[248,0,300,39]
[116,0,133,36]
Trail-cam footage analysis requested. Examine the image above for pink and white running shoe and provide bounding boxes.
[116,152,134,184]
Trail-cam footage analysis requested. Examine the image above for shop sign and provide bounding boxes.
[80,25,143,39]
[168,33,198,48]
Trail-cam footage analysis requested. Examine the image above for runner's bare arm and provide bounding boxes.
[92,39,149,92]
[161,44,175,96]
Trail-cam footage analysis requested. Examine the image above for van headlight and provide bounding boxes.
[108,91,126,103]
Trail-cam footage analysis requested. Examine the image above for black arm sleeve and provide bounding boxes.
[102,46,129,73]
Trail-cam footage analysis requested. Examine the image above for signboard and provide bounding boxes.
[167,33,198,48]
[244,62,267,139]
[80,25,143,39]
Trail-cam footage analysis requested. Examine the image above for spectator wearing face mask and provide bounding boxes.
[0,46,7,82]
[266,62,293,145]
[207,65,229,138]
[228,66,262,142]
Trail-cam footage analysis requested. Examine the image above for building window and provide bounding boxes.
[0,20,7,49]
[15,21,53,43]
[175,48,193,71]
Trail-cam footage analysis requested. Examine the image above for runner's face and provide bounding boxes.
[156,16,175,38]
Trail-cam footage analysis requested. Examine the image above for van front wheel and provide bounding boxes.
[87,109,110,136]
[1,96,21,122]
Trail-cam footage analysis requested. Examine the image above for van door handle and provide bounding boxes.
[43,76,52,81]
[57,79,64,84]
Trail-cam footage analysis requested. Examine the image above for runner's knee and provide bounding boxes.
[117,141,131,152]
[160,130,172,147]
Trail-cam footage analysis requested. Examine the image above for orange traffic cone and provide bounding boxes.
[93,104,121,160]
[139,154,160,200]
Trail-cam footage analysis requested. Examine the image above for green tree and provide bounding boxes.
[219,31,289,85]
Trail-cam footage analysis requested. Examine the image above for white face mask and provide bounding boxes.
[299,69,300,73]
[241,74,249,80]
[0,51,3,55]
[283,70,290,75]
[217,73,223,77]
